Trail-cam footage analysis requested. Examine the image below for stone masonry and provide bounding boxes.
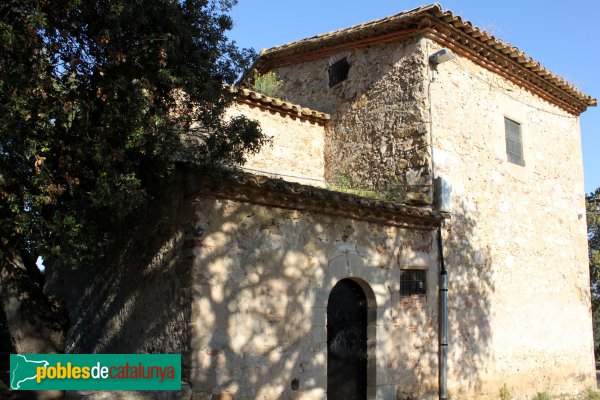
[46,170,445,400]
[188,196,440,399]
[427,38,595,397]
[250,5,596,396]
[272,38,433,205]
[225,102,325,187]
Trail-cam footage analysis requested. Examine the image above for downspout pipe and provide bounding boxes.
[428,44,455,400]
[437,224,448,400]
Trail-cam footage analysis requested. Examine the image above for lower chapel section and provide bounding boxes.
[45,171,596,400]
[189,195,441,399]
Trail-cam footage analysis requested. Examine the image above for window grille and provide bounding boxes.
[505,117,524,166]
[328,58,350,87]
[400,269,426,296]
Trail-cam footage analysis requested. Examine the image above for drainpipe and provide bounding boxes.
[434,176,450,400]
[428,45,455,400]
[437,223,448,400]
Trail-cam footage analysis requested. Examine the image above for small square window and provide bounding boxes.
[328,58,350,87]
[400,269,426,296]
[505,117,524,166]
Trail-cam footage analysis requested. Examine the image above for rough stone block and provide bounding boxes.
[405,190,432,205]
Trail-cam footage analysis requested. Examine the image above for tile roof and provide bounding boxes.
[255,3,595,115]
[229,87,330,124]
[191,170,447,230]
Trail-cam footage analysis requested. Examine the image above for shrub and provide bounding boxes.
[580,388,600,400]
[532,392,551,400]
[329,174,385,200]
[251,70,283,97]
[500,383,511,400]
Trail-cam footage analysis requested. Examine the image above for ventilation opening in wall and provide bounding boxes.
[328,58,350,87]
[400,269,426,296]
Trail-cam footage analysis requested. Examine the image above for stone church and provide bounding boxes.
[48,3,597,399]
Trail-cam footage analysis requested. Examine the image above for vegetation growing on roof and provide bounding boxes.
[250,69,283,98]
[328,174,386,201]
[327,174,410,204]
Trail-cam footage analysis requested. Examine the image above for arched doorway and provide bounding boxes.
[327,278,368,400]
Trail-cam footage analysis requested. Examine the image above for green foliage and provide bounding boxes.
[589,189,600,295]
[328,174,385,200]
[250,69,283,97]
[334,186,383,200]
[381,181,408,202]
[336,174,352,189]
[499,383,511,400]
[0,0,267,270]
[329,174,408,202]
[587,188,600,364]
[580,389,600,400]
[531,392,551,400]
[500,388,600,400]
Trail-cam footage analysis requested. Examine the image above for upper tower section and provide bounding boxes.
[243,3,595,206]
[255,3,595,116]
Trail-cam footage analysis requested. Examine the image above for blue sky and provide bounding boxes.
[227,0,599,195]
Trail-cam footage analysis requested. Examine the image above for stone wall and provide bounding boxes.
[226,103,325,187]
[427,39,596,398]
[44,178,195,399]
[188,196,440,399]
[45,170,445,400]
[272,38,433,205]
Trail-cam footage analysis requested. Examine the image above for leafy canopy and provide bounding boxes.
[0,0,267,269]
[589,189,600,294]
[587,188,600,364]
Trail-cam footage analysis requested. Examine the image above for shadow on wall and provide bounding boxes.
[44,174,196,399]
[183,186,495,398]
[188,197,334,399]
[365,198,494,400]
[44,172,494,400]
[443,199,495,397]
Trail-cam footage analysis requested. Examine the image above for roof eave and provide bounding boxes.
[185,169,447,230]
[255,3,595,115]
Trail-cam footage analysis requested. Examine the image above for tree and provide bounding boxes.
[587,188,600,364]
[0,0,266,359]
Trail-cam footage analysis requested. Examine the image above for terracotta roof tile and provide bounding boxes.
[229,86,330,123]
[192,170,447,230]
[256,3,595,115]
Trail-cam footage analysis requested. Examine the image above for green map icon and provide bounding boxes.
[10,354,49,390]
